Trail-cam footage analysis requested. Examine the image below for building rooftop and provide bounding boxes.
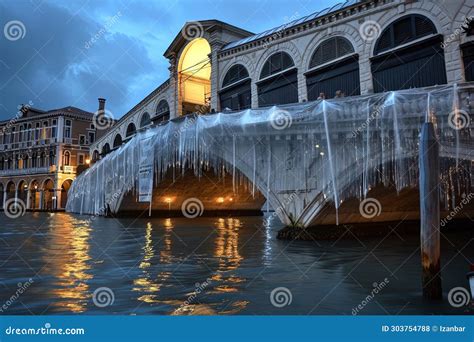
[0,105,94,125]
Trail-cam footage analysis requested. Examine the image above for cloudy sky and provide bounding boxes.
[0,0,340,121]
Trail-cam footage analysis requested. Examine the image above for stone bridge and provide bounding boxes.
[66,84,474,228]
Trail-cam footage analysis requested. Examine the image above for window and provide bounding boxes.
[10,127,15,144]
[51,120,57,139]
[64,119,71,139]
[220,64,251,111]
[371,14,446,93]
[79,135,86,145]
[462,42,474,82]
[258,52,298,106]
[63,151,70,166]
[42,121,48,140]
[140,112,151,128]
[113,134,123,148]
[49,150,56,166]
[154,100,170,123]
[78,154,84,165]
[35,122,40,140]
[31,153,37,168]
[126,123,136,137]
[306,37,360,100]
[88,132,95,144]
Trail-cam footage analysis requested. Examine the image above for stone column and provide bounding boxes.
[56,116,65,143]
[209,41,224,112]
[2,190,6,209]
[26,189,31,209]
[297,69,308,103]
[39,190,44,210]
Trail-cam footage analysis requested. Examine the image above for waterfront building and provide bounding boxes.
[89,0,473,160]
[0,103,99,210]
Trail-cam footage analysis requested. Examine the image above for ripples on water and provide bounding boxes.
[0,212,472,315]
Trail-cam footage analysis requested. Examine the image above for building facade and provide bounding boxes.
[90,0,474,159]
[0,104,97,211]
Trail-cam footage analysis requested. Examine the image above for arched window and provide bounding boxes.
[126,123,136,137]
[31,153,37,168]
[92,150,100,162]
[101,143,111,157]
[371,14,446,92]
[154,100,170,123]
[462,42,474,82]
[113,134,123,148]
[0,157,4,170]
[140,112,151,128]
[306,37,359,100]
[220,64,251,111]
[49,150,56,166]
[22,154,28,169]
[63,151,70,166]
[257,52,298,106]
[39,152,46,168]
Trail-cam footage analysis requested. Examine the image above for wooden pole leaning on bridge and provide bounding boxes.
[419,122,442,299]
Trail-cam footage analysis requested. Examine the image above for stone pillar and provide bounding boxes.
[2,190,6,208]
[251,83,259,109]
[39,190,44,210]
[209,41,224,112]
[297,69,308,103]
[359,48,373,95]
[168,53,179,118]
[57,116,65,143]
[56,189,62,210]
[26,189,31,209]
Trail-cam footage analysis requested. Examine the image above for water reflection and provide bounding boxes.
[133,220,173,304]
[42,215,93,313]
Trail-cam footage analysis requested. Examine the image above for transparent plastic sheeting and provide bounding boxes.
[66,84,473,227]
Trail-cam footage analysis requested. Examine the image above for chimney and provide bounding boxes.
[98,98,106,112]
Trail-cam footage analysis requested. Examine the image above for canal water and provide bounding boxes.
[0,212,472,315]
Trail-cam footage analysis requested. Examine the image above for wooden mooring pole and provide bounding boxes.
[419,122,442,299]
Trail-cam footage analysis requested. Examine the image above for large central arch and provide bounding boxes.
[178,38,211,115]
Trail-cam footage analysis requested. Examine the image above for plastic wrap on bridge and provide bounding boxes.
[66,84,473,227]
